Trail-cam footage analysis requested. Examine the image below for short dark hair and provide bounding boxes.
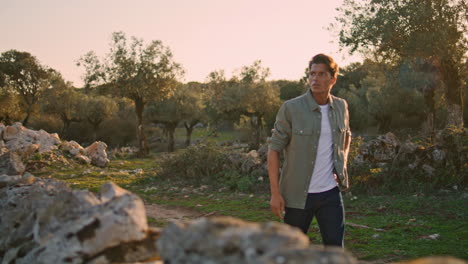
[309,54,339,78]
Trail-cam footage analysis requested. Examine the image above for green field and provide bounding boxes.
[34,154,468,263]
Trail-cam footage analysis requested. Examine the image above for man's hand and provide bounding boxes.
[268,149,284,220]
[270,193,285,220]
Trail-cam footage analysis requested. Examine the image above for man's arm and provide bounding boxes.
[344,133,351,163]
[268,148,285,220]
[344,101,352,165]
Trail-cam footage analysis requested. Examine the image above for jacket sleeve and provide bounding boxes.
[344,100,352,137]
[268,102,291,152]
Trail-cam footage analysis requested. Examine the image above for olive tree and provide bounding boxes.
[82,95,118,141]
[41,71,83,138]
[334,0,467,129]
[145,82,206,152]
[206,61,281,149]
[77,32,183,156]
[0,50,51,126]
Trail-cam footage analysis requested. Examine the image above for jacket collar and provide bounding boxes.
[305,89,335,112]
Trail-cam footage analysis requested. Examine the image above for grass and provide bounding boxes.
[35,155,468,263]
[138,182,467,262]
[343,193,467,261]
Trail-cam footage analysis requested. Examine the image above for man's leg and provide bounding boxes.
[315,187,345,247]
[284,207,314,234]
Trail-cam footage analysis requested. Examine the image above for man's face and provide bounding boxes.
[309,63,337,95]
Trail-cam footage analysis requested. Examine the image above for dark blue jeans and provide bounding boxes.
[284,187,344,247]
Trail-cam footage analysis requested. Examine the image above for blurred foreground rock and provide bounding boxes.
[158,216,356,264]
[0,179,159,264]
[1,176,465,264]
[0,177,357,264]
[0,122,109,168]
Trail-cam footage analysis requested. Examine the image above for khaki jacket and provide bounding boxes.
[268,90,351,209]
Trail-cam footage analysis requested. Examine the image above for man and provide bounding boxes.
[267,54,351,247]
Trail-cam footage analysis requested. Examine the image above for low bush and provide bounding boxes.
[159,143,268,193]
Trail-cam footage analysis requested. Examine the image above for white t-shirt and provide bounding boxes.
[308,104,337,193]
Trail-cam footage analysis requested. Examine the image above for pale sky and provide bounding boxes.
[0,0,362,87]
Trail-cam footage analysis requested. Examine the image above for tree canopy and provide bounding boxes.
[0,50,51,125]
[334,0,467,128]
[77,32,183,155]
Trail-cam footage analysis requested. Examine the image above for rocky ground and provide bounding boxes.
[1,123,466,263]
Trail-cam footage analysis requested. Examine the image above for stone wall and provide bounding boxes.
[0,123,109,172]
[2,178,467,263]
[354,128,467,177]
[0,177,358,264]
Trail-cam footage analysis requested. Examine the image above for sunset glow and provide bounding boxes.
[0,0,363,87]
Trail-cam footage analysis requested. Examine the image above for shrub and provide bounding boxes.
[159,143,268,192]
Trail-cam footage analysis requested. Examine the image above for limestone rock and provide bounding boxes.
[85,141,109,168]
[354,128,467,179]
[60,140,85,156]
[2,122,21,141]
[0,172,35,188]
[158,216,355,264]
[241,151,261,173]
[0,179,158,264]
[0,150,26,176]
[3,122,61,154]
[21,143,40,159]
[422,164,435,176]
[75,154,91,165]
[399,256,467,264]
[257,144,268,162]
[0,174,22,188]
[262,247,357,264]
[355,132,399,163]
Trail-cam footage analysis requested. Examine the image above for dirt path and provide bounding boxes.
[144,203,382,263]
[144,203,215,222]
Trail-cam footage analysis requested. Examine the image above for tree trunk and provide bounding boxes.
[166,123,177,152]
[255,115,262,149]
[249,115,262,150]
[184,120,197,147]
[134,98,149,156]
[22,110,31,126]
[376,114,392,133]
[441,58,464,128]
[446,104,463,128]
[92,123,100,142]
[61,119,71,139]
[422,85,435,140]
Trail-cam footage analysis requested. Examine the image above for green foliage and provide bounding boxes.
[0,88,22,124]
[334,0,467,127]
[82,95,118,141]
[36,149,467,262]
[160,143,229,180]
[274,80,306,101]
[75,51,103,93]
[33,153,43,161]
[77,31,184,155]
[97,118,136,147]
[159,143,265,192]
[145,82,206,151]
[206,61,281,149]
[41,73,83,137]
[0,50,52,125]
[337,60,426,133]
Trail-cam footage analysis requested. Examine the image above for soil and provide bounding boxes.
[144,203,215,222]
[144,203,382,263]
